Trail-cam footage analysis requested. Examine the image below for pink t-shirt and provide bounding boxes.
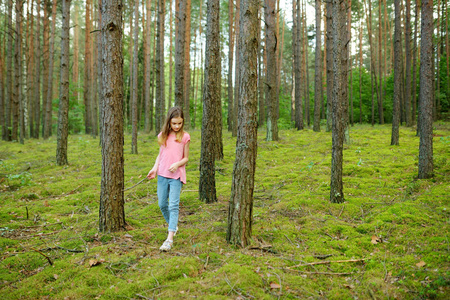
[157,132,190,184]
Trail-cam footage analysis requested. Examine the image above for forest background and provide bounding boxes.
[0,0,449,299]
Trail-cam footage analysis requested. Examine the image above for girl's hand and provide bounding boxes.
[169,163,179,173]
[147,169,157,180]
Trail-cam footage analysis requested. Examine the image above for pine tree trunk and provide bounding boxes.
[313,0,322,132]
[404,0,412,126]
[412,0,419,126]
[97,0,103,140]
[359,21,363,124]
[72,4,79,107]
[303,1,310,127]
[391,0,402,146]
[325,0,332,132]
[227,0,234,131]
[199,0,220,203]
[14,0,24,143]
[329,0,345,204]
[174,0,186,109]
[27,1,35,139]
[5,0,13,141]
[168,0,173,111]
[258,8,265,127]
[84,0,92,135]
[227,0,258,247]
[155,0,165,134]
[232,0,241,137]
[435,0,440,120]
[0,24,4,140]
[418,0,433,179]
[183,0,191,128]
[131,0,139,154]
[41,1,49,137]
[91,3,98,138]
[99,0,126,232]
[294,0,303,130]
[56,0,71,166]
[265,0,278,141]
[145,0,153,133]
[378,0,383,126]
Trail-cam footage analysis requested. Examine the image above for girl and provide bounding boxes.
[147,107,190,251]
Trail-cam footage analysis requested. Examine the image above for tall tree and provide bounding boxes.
[41,0,49,137]
[144,0,152,133]
[329,0,346,204]
[313,0,322,132]
[227,0,258,247]
[411,0,419,126]
[174,0,186,109]
[404,0,412,126]
[56,0,71,166]
[131,0,139,153]
[99,0,126,232]
[325,0,332,132]
[33,0,41,138]
[5,0,13,141]
[265,0,278,141]
[97,0,103,140]
[26,1,35,139]
[84,0,93,135]
[417,0,433,179]
[257,7,265,127]
[391,0,402,146]
[294,0,303,130]
[302,1,310,127]
[168,0,173,111]
[199,0,220,203]
[232,0,240,136]
[43,0,57,139]
[227,0,234,132]
[155,0,165,134]
[14,0,24,143]
[183,0,191,127]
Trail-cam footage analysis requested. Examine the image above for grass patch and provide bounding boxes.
[0,123,449,299]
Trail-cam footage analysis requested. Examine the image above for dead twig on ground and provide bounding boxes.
[31,247,53,265]
[288,258,366,268]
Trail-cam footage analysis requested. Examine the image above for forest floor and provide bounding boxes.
[0,123,449,299]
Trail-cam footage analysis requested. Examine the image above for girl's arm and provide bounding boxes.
[147,154,160,180]
[169,141,190,173]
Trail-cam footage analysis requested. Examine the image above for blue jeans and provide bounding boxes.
[157,176,182,232]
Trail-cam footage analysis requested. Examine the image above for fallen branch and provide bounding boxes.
[124,178,147,192]
[286,269,354,276]
[289,258,366,268]
[39,246,84,253]
[31,247,53,265]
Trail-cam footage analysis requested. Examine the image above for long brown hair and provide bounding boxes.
[158,106,185,146]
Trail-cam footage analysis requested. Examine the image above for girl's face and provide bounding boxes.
[170,117,183,132]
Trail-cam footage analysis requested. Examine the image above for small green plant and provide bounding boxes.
[7,171,32,186]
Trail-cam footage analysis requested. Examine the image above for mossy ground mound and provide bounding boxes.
[1,123,449,299]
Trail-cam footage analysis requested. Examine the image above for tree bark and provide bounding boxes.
[14,0,24,143]
[41,1,49,137]
[404,0,412,126]
[183,0,191,128]
[295,0,303,130]
[265,0,278,141]
[391,0,402,146]
[4,0,13,141]
[168,0,173,112]
[227,0,234,132]
[199,0,220,203]
[56,0,71,166]
[99,0,126,232]
[412,0,419,126]
[313,0,322,132]
[83,0,93,135]
[144,0,153,133]
[227,0,258,247]
[325,0,332,132]
[174,0,186,110]
[232,0,240,137]
[155,0,165,134]
[329,0,345,204]
[131,0,139,154]
[97,0,103,141]
[303,1,310,127]
[417,0,433,179]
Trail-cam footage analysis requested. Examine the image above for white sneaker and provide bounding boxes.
[160,240,173,251]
